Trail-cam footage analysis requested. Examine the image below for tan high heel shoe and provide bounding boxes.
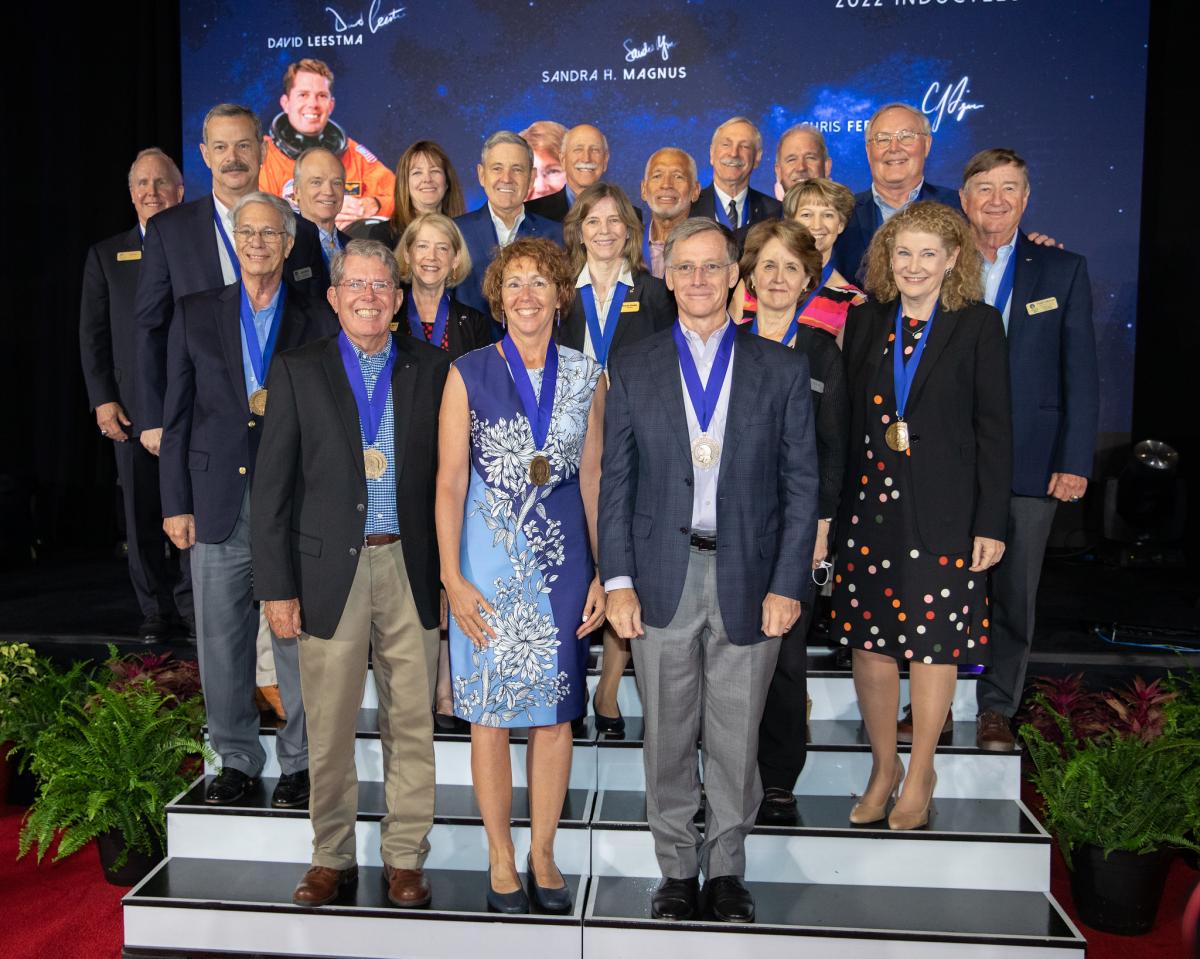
[849,761,905,824]
[888,771,937,830]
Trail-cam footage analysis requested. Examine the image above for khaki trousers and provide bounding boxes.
[299,541,438,870]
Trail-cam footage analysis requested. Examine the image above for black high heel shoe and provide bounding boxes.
[486,867,529,914]
[525,854,572,914]
[593,708,625,736]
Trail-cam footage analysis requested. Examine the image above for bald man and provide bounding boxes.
[525,123,610,221]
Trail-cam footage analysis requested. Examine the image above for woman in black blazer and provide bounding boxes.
[835,201,1011,830]
[736,217,850,823]
[559,182,675,733]
[394,213,493,361]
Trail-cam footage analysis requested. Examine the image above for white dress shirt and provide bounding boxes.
[576,261,636,362]
[489,204,526,247]
[713,185,748,228]
[212,196,238,285]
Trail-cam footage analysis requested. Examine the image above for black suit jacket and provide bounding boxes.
[159,281,336,543]
[840,299,1012,554]
[524,187,570,222]
[556,271,674,362]
[80,226,144,431]
[692,184,782,229]
[402,295,493,360]
[286,217,351,305]
[250,333,450,637]
[832,181,960,284]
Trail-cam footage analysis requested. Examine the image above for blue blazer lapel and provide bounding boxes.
[717,334,758,487]
[217,284,248,410]
[1008,233,1040,346]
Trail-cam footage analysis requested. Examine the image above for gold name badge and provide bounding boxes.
[621,300,640,313]
[1026,297,1059,316]
[117,250,142,261]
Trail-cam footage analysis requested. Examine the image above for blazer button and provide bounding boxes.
[247,420,256,428]
[238,466,247,475]
[349,547,358,556]
[356,503,365,512]
[679,526,689,535]
[684,478,693,487]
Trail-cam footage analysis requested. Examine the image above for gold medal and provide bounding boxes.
[249,388,268,416]
[691,434,721,470]
[885,419,910,452]
[364,447,388,479]
[529,454,551,486]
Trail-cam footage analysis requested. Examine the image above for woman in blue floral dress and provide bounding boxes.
[436,238,606,914]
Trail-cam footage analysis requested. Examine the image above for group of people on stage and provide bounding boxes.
[79,54,1099,923]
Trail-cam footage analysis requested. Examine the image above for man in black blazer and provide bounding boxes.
[832,103,959,284]
[525,123,610,222]
[287,146,352,303]
[134,104,266,458]
[252,240,448,910]
[79,148,187,641]
[600,219,817,924]
[959,149,1098,750]
[160,193,336,810]
[691,117,782,232]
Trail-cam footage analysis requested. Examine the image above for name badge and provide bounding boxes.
[345,181,362,197]
[620,300,640,313]
[117,250,142,262]
[1026,297,1059,316]
[293,267,313,281]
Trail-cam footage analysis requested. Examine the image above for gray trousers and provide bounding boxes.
[192,489,307,777]
[631,548,780,880]
[976,495,1059,718]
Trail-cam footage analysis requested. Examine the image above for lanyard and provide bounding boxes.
[238,284,286,388]
[673,320,735,432]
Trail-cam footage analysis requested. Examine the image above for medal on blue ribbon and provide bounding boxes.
[887,300,939,452]
[581,280,630,367]
[212,206,241,281]
[501,332,558,485]
[337,331,397,479]
[673,320,736,469]
[988,248,1018,328]
[240,283,286,415]
[408,293,450,348]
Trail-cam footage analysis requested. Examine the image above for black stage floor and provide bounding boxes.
[2,547,1198,674]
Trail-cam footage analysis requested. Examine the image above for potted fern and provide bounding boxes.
[18,676,211,885]
[1020,697,1200,935]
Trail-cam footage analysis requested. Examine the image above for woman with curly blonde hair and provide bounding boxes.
[834,200,1012,830]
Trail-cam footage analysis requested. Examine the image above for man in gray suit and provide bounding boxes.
[599,218,818,923]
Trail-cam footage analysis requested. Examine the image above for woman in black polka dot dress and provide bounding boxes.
[833,202,1012,831]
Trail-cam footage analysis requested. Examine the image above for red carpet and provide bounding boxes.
[0,798,1196,958]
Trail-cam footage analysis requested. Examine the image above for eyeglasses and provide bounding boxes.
[340,279,396,293]
[667,262,731,277]
[502,278,552,292]
[869,130,925,147]
[232,226,287,243]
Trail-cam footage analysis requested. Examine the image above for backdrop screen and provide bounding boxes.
[180,0,1149,432]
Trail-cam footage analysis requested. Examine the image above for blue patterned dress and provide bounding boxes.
[450,345,602,728]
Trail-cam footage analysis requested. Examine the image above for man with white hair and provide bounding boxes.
[639,147,702,279]
[691,117,782,230]
[526,123,611,221]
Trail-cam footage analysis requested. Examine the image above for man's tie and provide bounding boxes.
[727,198,739,228]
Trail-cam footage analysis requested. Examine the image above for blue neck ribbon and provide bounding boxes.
[713,192,743,230]
[581,280,631,367]
[892,300,939,420]
[501,333,558,450]
[408,293,450,348]
[212,205,241,280]
[337,331,396,446]
[989,246,1018,320]
[673,320,736,432]
[238,283,286,389]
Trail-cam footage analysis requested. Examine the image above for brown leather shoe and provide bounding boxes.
[896,704,954,745]
[293,865,358,906]
[976,710,1016,751]
[383,864,432,908]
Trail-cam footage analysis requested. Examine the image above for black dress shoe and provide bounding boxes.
[757,786,799,825]
[486,868,529,914]
[138,613,172,643]
[434,711,465,733]
[703,875,755,923]
[177,614,197,640]
[271,769,310,808]
[651,876,699,920]
[526,854,572,914]
[204,768,258,805]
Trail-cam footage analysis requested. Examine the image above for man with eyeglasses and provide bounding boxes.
[251,239,449,909]
[600,218,818,923]
[831,102,960,282]
[160,192,335,807]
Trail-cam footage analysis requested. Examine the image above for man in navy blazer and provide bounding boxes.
[691,116,782,232]
[453,130,563,321]
[831,103,959,283]
[287,146,352,304]
[959,148,1098,750]
[600,219,817,924]
[160,193,336,808]
[79,148,188,641]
